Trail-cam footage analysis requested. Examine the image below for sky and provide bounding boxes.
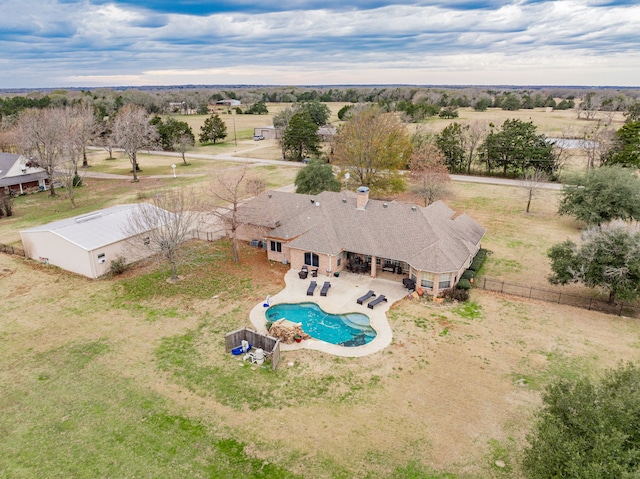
[1,0,639,89]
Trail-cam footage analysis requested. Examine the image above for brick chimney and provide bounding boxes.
[356,186,369,210]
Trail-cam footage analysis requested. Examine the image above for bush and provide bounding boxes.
[443,288,469,302]
[109,256,128,276]
[265,321,273,331]
[73,174,83,187]
[456,278,472,290]
[461,269,475,280]
[469,248,488,272]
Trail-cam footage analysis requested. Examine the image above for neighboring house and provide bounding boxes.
[253,126,281,140]
[20,204,168,279]
[236,187,486,295]
[215,99,241,107]
[0,153,48,195]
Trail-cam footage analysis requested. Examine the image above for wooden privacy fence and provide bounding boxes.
[479,277,640,318]
[225,327,281,370]
[0,242,25,257]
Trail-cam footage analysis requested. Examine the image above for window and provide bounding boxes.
[421,272,434,289]
[97,253,106,264]
[439,277,451,289]
[270,241,282,253]
[304,252,319,267]
[337,257,341,267]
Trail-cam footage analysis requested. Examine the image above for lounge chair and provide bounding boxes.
[357,290,376,305]
[367,295,388,309]
[307,281,317,296]
[320,281,331,296]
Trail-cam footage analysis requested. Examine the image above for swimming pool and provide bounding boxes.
[266,302,377,347]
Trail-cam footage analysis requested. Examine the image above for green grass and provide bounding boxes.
[452,302,484,320]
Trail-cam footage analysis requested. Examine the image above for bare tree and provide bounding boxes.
[582,121,615,170]
[175,133,194,165]
[16,108,68,197]
[125,189,199,281]
[409,143,450,207]
[463,120,489,174]
[520,170,549,214]
[208,166,250,263]
[112,104,158,182]
[71,104,98,168]
[54,159,82,208]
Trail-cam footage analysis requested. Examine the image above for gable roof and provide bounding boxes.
[21,204,168,251]
[0,153,47,186]
[238,190,485,273]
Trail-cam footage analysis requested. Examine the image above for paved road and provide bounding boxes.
[84,146,564,190]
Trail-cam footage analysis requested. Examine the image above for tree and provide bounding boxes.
[582,121,615,170]
[523,362,640,478]
[112,104,158,182]
[604,121,640,168]
[296,100,331,126]
[199,112,227,145]
[152,116,194,151]
[333,107,412,195]
[16,108,68,197]
[438,106,458,119]
[409,143,450,206]
[208,166,252,263]
[624,102,640,123]
[521,170,549,214]
[558,166,640,227]
[294,158,341,195]
[337,104,353,120]
[548,223,640,303]
[273,107,295,160]
[436,121,488,174]
[244,101,269,115]
[483,119,557,177]
[283,111,320,161]
[125,189,199,282]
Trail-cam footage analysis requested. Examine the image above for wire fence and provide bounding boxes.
[0,242,25,257]
[478,277,640,319]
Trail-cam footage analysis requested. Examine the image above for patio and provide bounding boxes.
[249,269,407,357]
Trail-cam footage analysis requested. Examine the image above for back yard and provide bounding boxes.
[2,169,640,478]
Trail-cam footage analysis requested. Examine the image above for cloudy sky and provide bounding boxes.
[1,0,639,89]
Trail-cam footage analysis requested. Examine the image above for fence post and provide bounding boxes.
[529,286,532,299]
[620,303,624,316]
[483,278,486,290]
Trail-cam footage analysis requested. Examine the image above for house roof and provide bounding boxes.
[21,204,168,252]
[0,153,47,186]
[238,190,486,273]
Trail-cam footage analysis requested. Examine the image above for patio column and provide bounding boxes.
[371,255,377,278]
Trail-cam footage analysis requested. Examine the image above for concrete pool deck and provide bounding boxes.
[249,269,408,357]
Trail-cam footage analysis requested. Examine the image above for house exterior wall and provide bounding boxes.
[21,231,94,278]
[287,247,334,276]
[21,231,155,279]
[253,127,281,140]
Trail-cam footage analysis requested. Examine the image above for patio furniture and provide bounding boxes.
[357,290,376,305]
[307,281,317,296]
[299,270,308,279]
[311,268,318,277]
[382,263,396,273]
[320,281,331,296]
[403,278,416,290]
[367,295,387,309]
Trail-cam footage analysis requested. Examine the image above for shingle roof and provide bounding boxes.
[238,190,486,273]
[21,204,166,251]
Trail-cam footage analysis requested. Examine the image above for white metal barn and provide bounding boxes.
[20,204,162,279]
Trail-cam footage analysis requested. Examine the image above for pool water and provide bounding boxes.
[266,302,377,347]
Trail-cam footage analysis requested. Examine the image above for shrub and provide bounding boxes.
[469,248,488,272]
[457,278,472,290]
[73,174,83,187]
[109,256,128,276]
[443,288,469,302]
[461,269,475,280]
[265,321,273,331]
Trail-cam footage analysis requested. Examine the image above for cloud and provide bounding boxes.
[1,0,639,88]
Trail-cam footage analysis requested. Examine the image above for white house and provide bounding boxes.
[20,204,167,279]
[0,153,48,195]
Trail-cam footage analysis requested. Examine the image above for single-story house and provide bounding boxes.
[20,204,168,279]
[216,99,241,107]
[236,187,486,295]
[0,153,48,195]
[253,126,281,140]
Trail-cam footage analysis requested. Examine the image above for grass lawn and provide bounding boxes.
[2,164,640,478]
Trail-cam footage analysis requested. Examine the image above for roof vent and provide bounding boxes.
[383,202,388,208]
[342,198,347,204]
[75,212,102,223]
[315,201,320,207]
[310,199,315,204]
[411,206,417,212]
[268,193,272,198]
